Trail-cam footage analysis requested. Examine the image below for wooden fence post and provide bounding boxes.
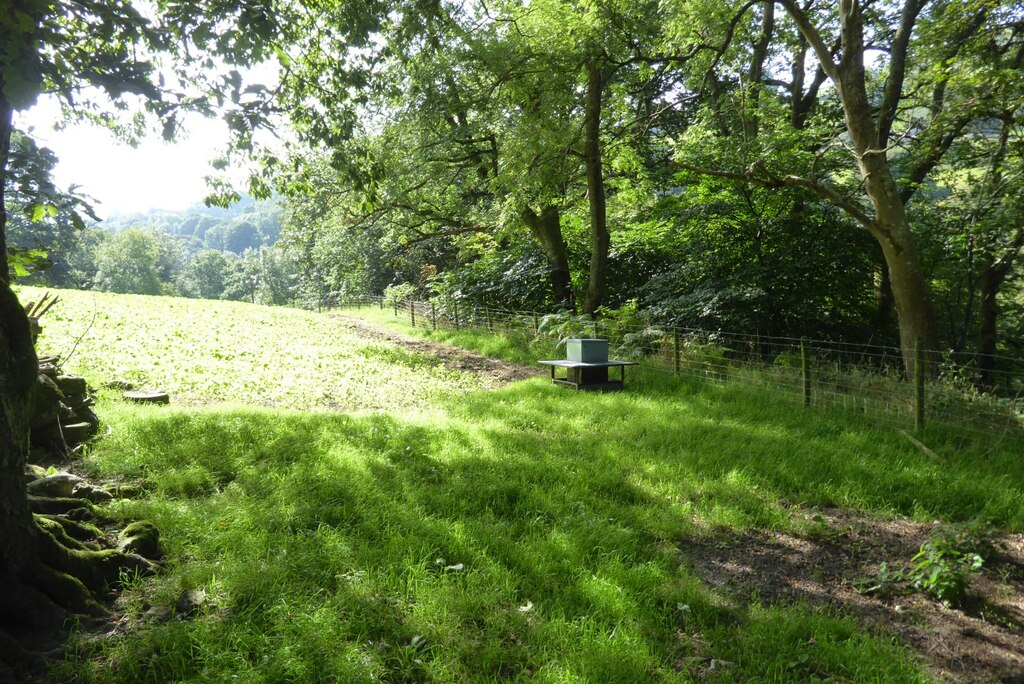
[915,340,925,430]
[801,337,811,408]
[431,301,436,330]
[410,300,416,327]
[486,308,492,331]
[454,302,460,330]
[674,328,681,374]
[533,312,539,336]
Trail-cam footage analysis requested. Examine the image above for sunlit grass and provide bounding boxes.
[62,386,939,682]
[25,291,1024,682]
[19,287,488,411]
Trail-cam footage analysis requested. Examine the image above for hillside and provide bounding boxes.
[97,196,282,254]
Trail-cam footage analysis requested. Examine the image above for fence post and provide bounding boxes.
[393,299,397,316]
[674,328,681,374]
[486,308,492,331]
[410,300,416,327]
[533,312,539,336]
[915,339,925,430]
[379,297,383,310]
[801,337,811,408]
[454,302,460,330]
[431,301,436,330]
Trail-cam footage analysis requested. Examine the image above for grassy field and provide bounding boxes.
[21,288,488,411]
[17,289,1024,682]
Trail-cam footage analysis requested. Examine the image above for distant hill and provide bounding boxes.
[97,195,283,254]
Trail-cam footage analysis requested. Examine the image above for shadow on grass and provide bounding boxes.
[64,375,1024,682]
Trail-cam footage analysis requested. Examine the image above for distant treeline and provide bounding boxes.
[8,183,296,305]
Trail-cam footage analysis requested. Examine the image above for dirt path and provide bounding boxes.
[684,509,1024,682]
[330,314,541,386]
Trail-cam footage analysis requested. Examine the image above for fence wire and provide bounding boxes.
[329,295,1024,442]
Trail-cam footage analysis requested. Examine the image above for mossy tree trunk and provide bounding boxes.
[0,94,40,586]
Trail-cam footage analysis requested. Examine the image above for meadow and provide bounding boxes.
[18,288,1024,682]
[24,288,488,411]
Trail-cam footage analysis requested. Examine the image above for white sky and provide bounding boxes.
[15,97,234,220]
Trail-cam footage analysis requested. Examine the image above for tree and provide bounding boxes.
[178,249,233,300]
[93,228,166,295]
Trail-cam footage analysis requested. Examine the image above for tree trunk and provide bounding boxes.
[583,62,608,317]
[742,1,774,141]
[835,0,934,376]
[977,265,1001,391]
[0,94,40,585]
[873,253,894,333]
[522,205,573,309]
[977,227,1024,391]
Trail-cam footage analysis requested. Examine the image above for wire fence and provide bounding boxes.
[326,294,1024,442]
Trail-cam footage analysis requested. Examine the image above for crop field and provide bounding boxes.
[16,288,1024,682]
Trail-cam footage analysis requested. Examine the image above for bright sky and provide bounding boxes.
[15,97,234,220]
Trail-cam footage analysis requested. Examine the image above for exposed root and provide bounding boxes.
[35,515,93,551]
[28,495,100,517]
[42,516,105,548]
[36,519,157,596]
[0,514,161,678]
[24,563,106,618]
[0,582,74,682]
[0,627,37,677]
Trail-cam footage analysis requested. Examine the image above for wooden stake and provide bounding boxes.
[801,337,811,408]
[674,329,681,374]
[915,340,925,430]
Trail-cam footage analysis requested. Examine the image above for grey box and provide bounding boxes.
[566,338,609,363]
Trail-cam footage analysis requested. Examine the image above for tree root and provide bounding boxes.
[28,495,101,517]
[0,579,78,682]
[42,515,106,548]
[35,518,157,596]
[0,515,161,679]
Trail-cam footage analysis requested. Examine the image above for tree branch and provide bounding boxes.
[676,161,878,230]
[776,0,839,81]
[877,0,927,148]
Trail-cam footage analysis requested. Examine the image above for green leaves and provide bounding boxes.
[6,246,50,279]
[28,202,57,222]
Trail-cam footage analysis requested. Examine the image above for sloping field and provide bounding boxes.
[22,288,497,411]
[15,288,1024,682]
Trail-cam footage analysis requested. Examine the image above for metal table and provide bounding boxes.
[538,359,639,391]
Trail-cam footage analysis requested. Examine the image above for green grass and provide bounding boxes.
[20,287,487,411]
[20,290,1024,682]
[352,304,557,366]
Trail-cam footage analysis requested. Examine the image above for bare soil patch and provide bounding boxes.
[331,314,541,386]
[683,508,1024,682]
